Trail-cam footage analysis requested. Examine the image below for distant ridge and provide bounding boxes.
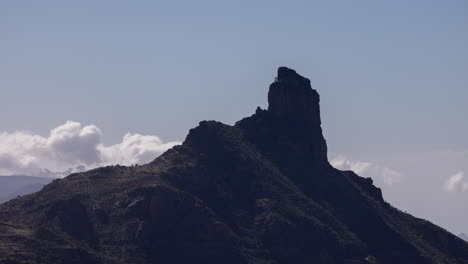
[0,67,467,264]
[0,175,53,204]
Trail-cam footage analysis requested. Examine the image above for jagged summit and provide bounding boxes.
[238,67,328,164]
[0,68,467,264]
[268,67,321,127]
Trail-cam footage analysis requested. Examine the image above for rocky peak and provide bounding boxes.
[236,67,328,167]
[268,67,321,127]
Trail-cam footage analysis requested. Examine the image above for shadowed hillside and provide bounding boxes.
[0,67,467,264]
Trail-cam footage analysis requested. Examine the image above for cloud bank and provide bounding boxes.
[443,171,468,192]
[0,121,180,177]
[331,155,402,186]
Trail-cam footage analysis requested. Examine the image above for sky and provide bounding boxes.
[1,1,467,235]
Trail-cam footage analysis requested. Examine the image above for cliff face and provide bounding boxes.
[0,68,467,264]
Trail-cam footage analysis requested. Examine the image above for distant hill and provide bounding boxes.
[0,176,53,203]
[0,67,467,264]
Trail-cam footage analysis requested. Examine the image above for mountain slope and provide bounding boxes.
[460,233,468,242]
[0,67,467,264]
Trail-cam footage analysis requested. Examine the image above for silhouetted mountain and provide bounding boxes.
[0,67,467,264]
[0,176,53,204]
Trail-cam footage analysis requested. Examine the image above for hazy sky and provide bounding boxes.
[1,1,467,235]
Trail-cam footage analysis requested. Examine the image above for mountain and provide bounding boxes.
[0,67,467,264]
[460,233,468,242]
[0,176,53,204]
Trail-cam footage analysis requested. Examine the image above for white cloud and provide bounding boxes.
[0,121,180,177]
[331,155,402,187]
[443,171,467,192]
[99,133,179,166]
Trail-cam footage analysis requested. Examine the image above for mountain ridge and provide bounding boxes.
[0,67,467,264]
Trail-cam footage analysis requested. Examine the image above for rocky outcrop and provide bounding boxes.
[238,66,328,170]
[268,67,321,125]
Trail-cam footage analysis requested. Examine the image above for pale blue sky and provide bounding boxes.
[1,1,467,234]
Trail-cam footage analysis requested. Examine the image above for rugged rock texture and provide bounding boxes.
[0,67,467,264]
